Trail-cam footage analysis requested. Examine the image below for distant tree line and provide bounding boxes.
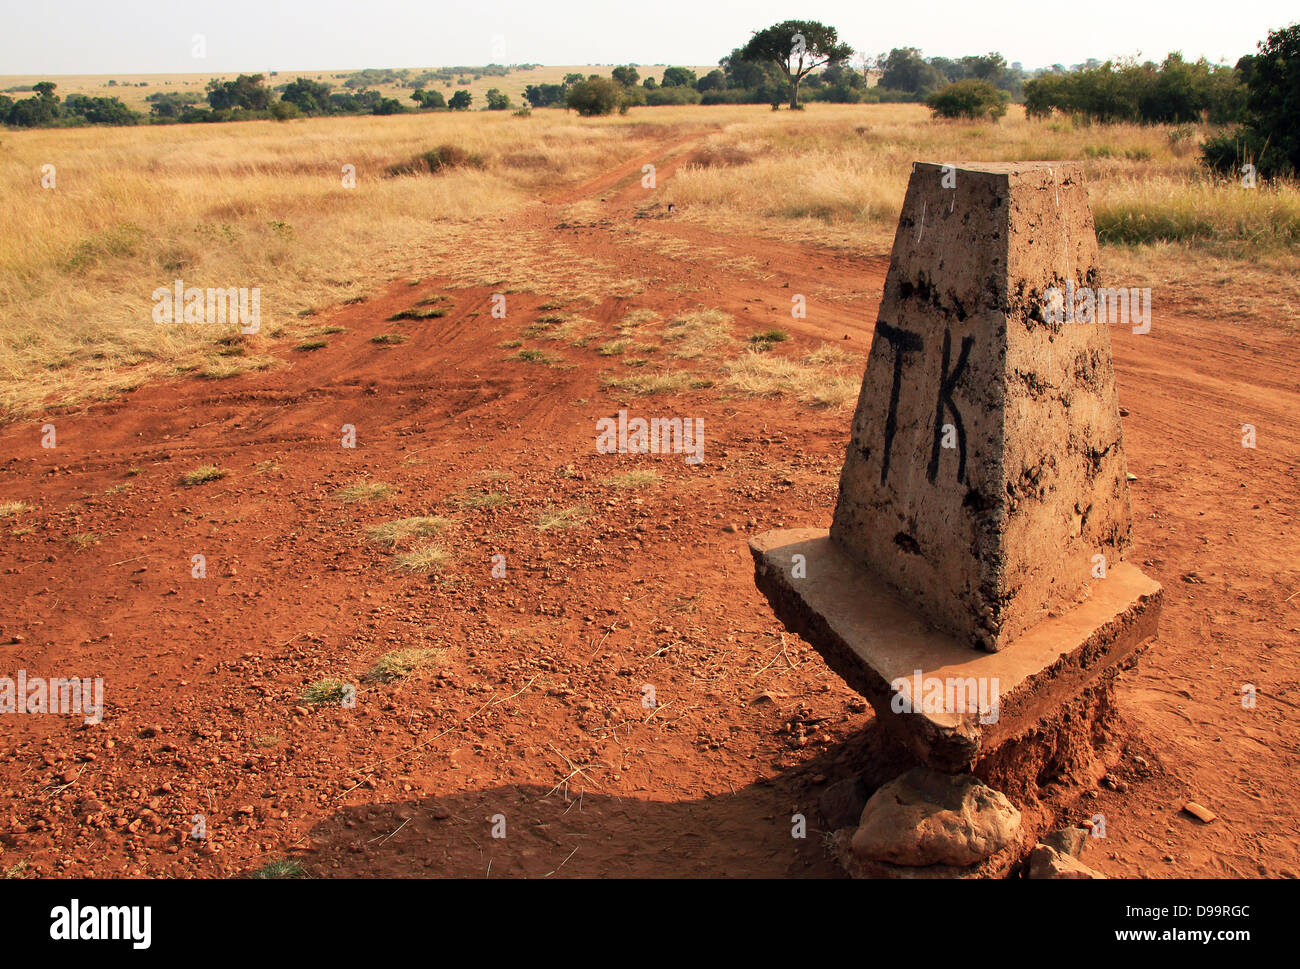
[1022,53,1245,124]
[0,65,539,127]
[4,20,1294,176]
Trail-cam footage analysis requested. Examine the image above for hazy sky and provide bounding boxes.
[1,0,1292,75]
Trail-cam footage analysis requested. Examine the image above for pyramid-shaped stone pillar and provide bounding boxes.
[831,161,1132,652]
[749,162,1161,774]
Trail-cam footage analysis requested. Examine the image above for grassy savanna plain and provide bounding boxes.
[2,97,1298,880]
[2,101,1297,417]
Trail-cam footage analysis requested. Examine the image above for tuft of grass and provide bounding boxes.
[804,345,860,368]
[364,647,445,684]
[68,532,99,549]
[750,328,789,345]
[725,349,860,407]
[664,309,734,359]
[0,501,27,517]
[389,306,448,321]
[366,516,451,547]
[316,326,346,335]
[370,333,407,345]
[295,339,327,352]
[300,678,349,705]
[182,464,227,486]
[199,355,275,379]
[604,470,661,488]
[597,338,630,356]
[513,348,554,364]
[618,309,659,331]
[392,541,450,574]
[253,459,282,474]
[603,371,695,396]
[451,489,506,509]
[333,481,392,503]
[251,859,306,879]
[535,503,590,531]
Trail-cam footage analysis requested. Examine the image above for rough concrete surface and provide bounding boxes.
[831,161,1133,652]
[750,527,1162,772]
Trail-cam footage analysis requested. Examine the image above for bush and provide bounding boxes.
[927,79,1008,120]
[661,67,698,88]
[1024,55,1245,125]
[279,77,332,115]
[566,77,628,116]
[1202,22,1300,179]
[1202,129,1294,181]
[387,144,485,176]
[644,85,702,106]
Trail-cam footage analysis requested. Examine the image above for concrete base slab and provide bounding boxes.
[750,528,1162,773]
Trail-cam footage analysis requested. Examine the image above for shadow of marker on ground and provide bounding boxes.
[295,727,921,878]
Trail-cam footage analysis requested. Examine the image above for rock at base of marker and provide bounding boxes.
[1041,826,1090,858]
[1027,843,1107,879]
[850,767,1022,867]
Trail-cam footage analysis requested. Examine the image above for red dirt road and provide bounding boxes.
[1,134,1296,878]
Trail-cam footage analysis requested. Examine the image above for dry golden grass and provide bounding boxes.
[333,480,392,503]
[364,647,446,684]
[366,515,452,547]
[0,111,661,414]
[725,348,864,408]
[4,101,1296,418]
[664,308,735,360]
[658,103,1300,324]
[392,541,450,573]
[604,470,661,488]
[535,503,589,530]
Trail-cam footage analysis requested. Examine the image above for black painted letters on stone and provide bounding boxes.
[874,320,923,484]
[872,321,972,486]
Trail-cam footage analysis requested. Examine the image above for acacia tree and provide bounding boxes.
[741,20,853,108]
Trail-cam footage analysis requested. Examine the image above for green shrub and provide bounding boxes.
[566,77,629,116]
[926,80,1008,121]
[1201,23,1300,180]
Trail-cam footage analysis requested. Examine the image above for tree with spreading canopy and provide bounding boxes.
[611,65,640,87]
[740,20,853,108]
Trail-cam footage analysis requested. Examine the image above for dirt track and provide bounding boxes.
[1,133,1297,878]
